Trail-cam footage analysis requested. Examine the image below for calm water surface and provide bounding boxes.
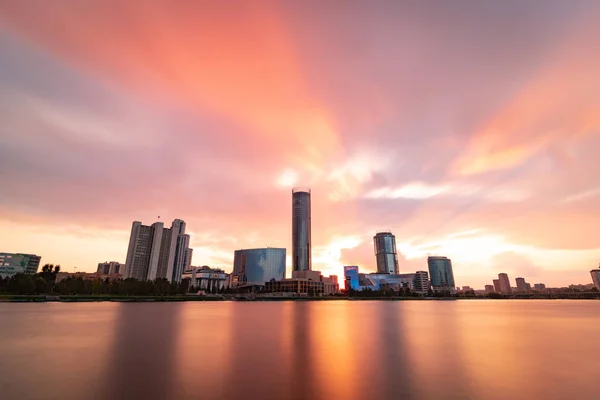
[1,300,599,400]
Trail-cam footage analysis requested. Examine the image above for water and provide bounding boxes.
[0,300,599,400]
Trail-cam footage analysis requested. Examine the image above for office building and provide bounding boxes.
[292,188,311,272]
[427,256,455,290]
[232,248,286,286]
[97,261,123,275]
[498,273,512,294]
[124,219,191,282]
[181,266,229,293]
[591,268,600,291]
[373,232,399,274]
[515,277,530,292]
[413,271,430,293]
[344,266,360,291]
[0,253,41,279]
[493,279,501,293]
[485,285,495,293]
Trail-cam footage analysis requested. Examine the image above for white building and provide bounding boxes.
[181,266,229,293]
[123,219,192,283]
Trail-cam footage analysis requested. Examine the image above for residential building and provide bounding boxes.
[181,266,229,293]
[485,285,495,293]
[493,279,501,293]
[55,271,122,283]
[97,261,123,275]
[498,273,512,294]
[232,248,286,286]
[413,271,430,293]
[427,256,455,291]
[0,253,41,279]
[515,277,530,292]
[591,268,600,291]
[373,232,399,274]
[533,283,546,291]
[123,219,191,282]
[292,188,311,272]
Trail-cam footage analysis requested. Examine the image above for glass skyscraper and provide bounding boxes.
[427,256,455,289]
[232,248,286,286]
[292,188,311,271]
[374,232,399,274]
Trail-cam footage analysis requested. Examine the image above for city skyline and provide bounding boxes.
[1,2,600,288]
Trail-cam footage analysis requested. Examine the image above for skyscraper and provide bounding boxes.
[292,188,311,272]
[373,232,399,274]
[498,273,512,294]
[427,256,455,290]
[124,219,191,282]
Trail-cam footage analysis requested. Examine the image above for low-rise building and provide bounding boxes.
[0,253,42,278]
[484,285,495,293]
[181,266,229,293]
[55,271,122,283]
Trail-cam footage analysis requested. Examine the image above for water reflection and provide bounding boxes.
[103,303,179,400]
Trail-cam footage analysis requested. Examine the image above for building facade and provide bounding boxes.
[413,270,430,293]
[591,268,600,291]
[427,256,455,290]
[124,219,191,282]
[344,266,360,290]
[292,188,312,272]
[181,266,229,293]
[373,232,399,274]
[97,261,123,275]
[0,253,41,278]
[498,273,512,294]
[515,277,530,292]
[485,285,495,293]
[232,248,286,286]
[493,279,501,292]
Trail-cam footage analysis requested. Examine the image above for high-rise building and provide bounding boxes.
[498,273,512,294]
[124,219,191,282]
[232,248,286,286]
[97,261,123,275]
[374,232,399,274]
[485,285,495,293]
[493,279,501,292]
[591,267,600,291]
[427,256,455,290]
[292,188,311,272]
[413,270,430,293]
[0,253,41,279]
[183,248,193,272]
[515,277,530,292]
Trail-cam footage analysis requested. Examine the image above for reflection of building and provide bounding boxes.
[498,273,512,294]
[55,271,122,283]
[0,253,41,278]
[97,261,123,275]
[493,279,501,293]
[232,248,286,286]
[344,266,360,290]
[374,232,399,274]
[124,219,192,282]
[292,188,311,272]
[181,266,229,292]
[427,256,455,290]
[591,268,600,291]
[485,285,495,293]
[515,277,530,292]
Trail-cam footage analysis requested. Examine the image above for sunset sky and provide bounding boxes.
[1,1,599,288]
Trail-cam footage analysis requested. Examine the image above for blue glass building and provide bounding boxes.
[427,256,455,289]
[232,248,286,286]
[343,266,360,290]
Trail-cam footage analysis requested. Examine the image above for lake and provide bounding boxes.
[0,300,599,400]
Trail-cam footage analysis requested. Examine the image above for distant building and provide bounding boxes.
[97,261,123,275]
[322,275,340,295]
[515,277,530,292]
[413,271,430,293]
[124,219,192,282]
[0,253,41,279]
[427,256,455,291]
[292,188,312,272]
[498,273,512,294]
[493,279,501,293]
[181,266,228,293]
[485,285,495,293]
[591,268,600,291]
[232,248,286,286]
[373,232,399,274]
[533,283,546,291]
[344,266,360,290]
[55,271,122,283]
[265,270,339,296]
[462,286,473,292]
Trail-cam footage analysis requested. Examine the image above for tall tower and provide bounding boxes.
[373,232,399,274]
[292,188,311,272]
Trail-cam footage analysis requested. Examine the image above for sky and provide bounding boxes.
[1,1,599,288]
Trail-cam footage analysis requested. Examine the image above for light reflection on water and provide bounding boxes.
[0,300,599,400]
